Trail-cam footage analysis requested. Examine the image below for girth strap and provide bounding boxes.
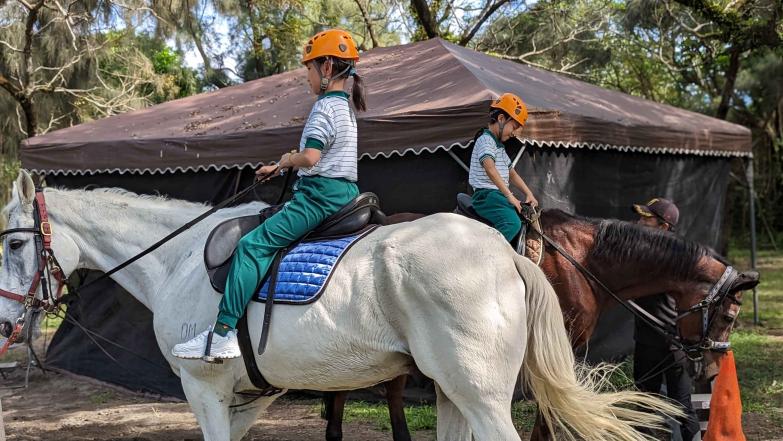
[237,312,281,395]
[258,249,285,355]
[233,249,286,395]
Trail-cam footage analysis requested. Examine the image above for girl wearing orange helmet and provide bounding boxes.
[467,93,538,242]
[173,29,367,361]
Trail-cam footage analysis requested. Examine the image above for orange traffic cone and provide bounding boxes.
[703,351,745,441]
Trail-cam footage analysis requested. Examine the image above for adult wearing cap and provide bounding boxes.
[632,198,700,441]
[468,93,538,242]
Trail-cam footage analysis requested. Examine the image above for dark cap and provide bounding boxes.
[632,198,679,227]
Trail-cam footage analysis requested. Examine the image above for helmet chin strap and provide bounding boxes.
[495,116,506,140]
[317,58,354,94]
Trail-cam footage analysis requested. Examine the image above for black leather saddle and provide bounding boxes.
[204,192,385,293]
[454,192,528,254]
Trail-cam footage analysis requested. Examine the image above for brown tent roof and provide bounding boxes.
[22,38,751,175]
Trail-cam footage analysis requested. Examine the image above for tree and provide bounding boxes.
[406,0,522,45]
[151,0,234,88]
[476,0,612,76]
[0,0,202,201]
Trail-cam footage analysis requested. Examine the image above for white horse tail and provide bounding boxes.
[514,254,683,441]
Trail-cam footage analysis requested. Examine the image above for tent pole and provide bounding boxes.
[746,157,759,325]
[446,149,470,173]
[511,144,527,168]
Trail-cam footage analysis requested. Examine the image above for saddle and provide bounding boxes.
[201,193,385,393]
[454,193,543,265]
[204,193,386,293]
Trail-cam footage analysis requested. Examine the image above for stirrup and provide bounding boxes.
[201,326,224,364]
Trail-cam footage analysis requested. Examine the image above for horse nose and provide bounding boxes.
[0,321,13,338]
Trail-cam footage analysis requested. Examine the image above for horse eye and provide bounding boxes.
[723,314,736,323]
[8,239,23,250]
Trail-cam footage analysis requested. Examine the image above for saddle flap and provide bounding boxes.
[204,214,262,270]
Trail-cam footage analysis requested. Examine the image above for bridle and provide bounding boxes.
[0,189,67,355]
[675,265,741,355]
[524,209,742,359]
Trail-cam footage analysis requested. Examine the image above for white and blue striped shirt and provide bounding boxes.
[468,130,511,190]
[297,92,358,182]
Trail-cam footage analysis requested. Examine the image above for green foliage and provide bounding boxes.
[731,248,783,329]
[732,330,783,416]
[341,401,437,431]
[338,399,538,433]
[0,158,20,206]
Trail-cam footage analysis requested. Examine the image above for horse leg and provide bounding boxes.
[229,392,284,441]
[529,410,552,441]
[415,338,522,441]
[180,368,234,441]
[324,391,347,441]
[386,375,412,441]
[434,383,472,441]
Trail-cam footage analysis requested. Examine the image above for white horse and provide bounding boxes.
[1,170,679,441]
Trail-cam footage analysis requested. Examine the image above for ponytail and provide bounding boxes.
[317,56,367,112]
[351,72,367,112]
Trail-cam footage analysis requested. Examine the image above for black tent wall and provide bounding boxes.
[44,145,730,397]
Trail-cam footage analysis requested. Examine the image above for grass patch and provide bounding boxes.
[339,400,539,432]
[731,330,783,416]
[726,246,783,425]
[41,312,63,331]
[728,248,783,330]
[89,391,115,405]
[341,401,436,431]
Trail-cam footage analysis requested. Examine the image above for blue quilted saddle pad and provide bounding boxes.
[255,227,376,304]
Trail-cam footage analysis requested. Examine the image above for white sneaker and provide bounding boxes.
[171,327,242,360]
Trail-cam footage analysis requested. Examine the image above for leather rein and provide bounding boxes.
[525,209,741,358]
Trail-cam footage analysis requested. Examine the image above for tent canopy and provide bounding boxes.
[22,38,751,175]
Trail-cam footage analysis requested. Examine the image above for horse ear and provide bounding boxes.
[15,170,35,207]
[731,270,760,292]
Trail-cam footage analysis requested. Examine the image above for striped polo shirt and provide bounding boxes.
[468,129,512,190]
[298,91,358,182]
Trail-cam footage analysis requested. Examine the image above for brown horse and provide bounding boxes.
[323,209,759,441]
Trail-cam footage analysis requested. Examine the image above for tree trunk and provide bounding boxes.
[458,0,510,46]
[354,0,379,48]
[716,46,741,120]
[410,0,439,38]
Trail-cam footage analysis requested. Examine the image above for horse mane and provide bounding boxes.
[590,219,711,280]
[543,209,713,281]
[64,187,211,211]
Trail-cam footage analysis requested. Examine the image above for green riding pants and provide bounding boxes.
[472,188,522,242]
[216,175,359,331]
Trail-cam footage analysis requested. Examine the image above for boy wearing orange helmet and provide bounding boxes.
[468,93,538,242]
[173,29,366,361]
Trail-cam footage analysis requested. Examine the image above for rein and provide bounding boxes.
[525,211,738,357]
[0,168,292,357]
[70,169,289,295]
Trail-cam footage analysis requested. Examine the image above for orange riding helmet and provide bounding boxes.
[302,29,360,64]
[490,93,528,126]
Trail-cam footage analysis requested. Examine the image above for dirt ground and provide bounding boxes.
[2,358,781,440]
[0,367,436,441]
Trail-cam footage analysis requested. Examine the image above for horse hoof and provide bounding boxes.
[325,435,343,441]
